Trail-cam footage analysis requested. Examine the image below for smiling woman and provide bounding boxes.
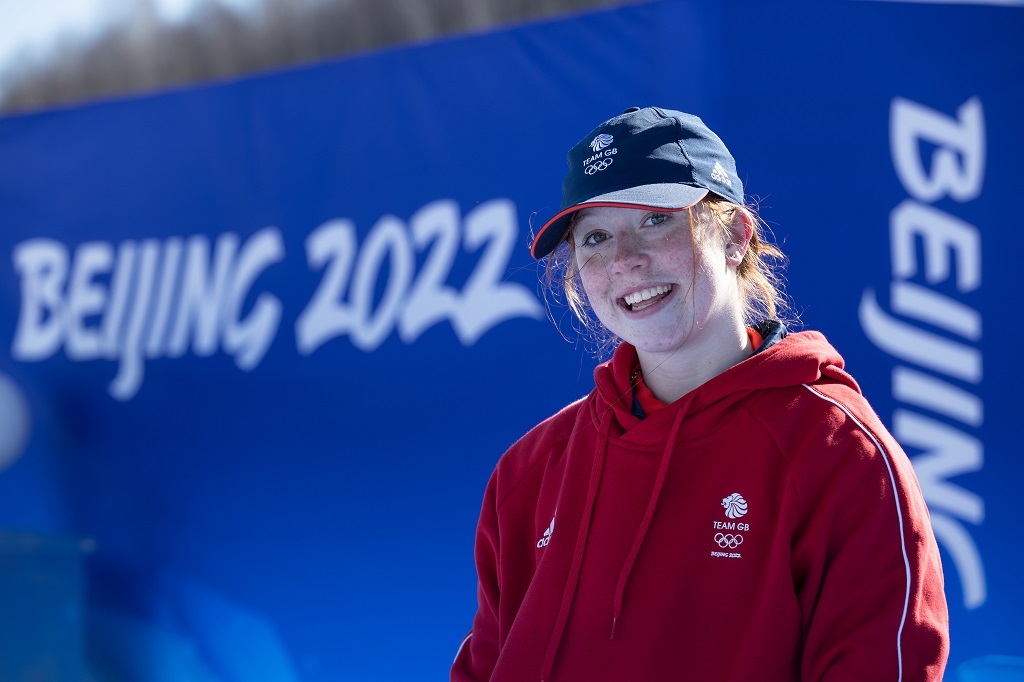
[562,197,786,403]
[569,205,749,402]
[546,142,784,367]
[452,107,950,681]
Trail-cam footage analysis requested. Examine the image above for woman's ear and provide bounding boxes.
[724,209,753,267]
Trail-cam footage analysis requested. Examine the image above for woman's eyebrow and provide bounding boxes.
[573,211,599,227]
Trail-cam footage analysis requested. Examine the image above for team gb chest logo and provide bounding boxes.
[722,493,748,519]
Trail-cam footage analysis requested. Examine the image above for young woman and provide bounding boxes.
[451,107,949,681]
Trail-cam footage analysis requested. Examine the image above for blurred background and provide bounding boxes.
[0,0,637,114]
[1,0,1022,680]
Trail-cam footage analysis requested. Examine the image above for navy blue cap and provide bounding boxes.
[531,107,744,258]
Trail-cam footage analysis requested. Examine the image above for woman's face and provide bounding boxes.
[571,205,746,357]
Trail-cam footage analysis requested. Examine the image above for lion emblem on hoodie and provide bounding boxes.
[722,493,748,519]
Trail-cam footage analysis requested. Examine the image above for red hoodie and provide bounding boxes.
[452,331,948,681]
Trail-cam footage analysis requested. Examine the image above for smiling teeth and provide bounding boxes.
[624,285,672,307]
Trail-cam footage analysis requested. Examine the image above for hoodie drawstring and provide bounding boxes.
[610,393,693,639]
[538,413,613,682]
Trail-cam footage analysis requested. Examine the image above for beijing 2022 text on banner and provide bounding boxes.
[0,0,1020,679]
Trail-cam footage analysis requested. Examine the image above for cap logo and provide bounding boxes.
[582,134,618,175]
[590,134,614,152]
[711,161,733,188]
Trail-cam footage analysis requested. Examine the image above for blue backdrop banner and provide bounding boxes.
[0,0,1020,679]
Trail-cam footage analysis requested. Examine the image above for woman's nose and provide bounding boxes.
[610,231,648,273]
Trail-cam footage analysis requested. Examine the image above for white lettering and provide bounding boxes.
[398,200,461,344]
[10,229,285,400]
[109,240,160,400]
[66,241,113,360]
[453,199,543,344]
[891,96,985,202]
[222,227,285,370]
[168,234,235,358]
[892,367,982,428]
[890,200,981,291]
[11,239,68,360]
[349,216,413,351]
[863,97,988,609]
[296,198,542,354]
[930,512,986,609]
[295,219,357,355]
[101,241,135,359]
[145,237,183,358]
[10,197,540,398]
[890,281,980,341]
[897,409,983,524]
[858,289,981,383]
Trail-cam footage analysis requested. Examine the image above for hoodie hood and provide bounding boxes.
[591,329,858,437]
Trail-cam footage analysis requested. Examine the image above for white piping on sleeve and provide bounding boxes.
[802,384,911,682]
[453,632,472,666]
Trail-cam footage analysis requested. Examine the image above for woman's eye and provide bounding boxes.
[645,212,669,226]
[582,231,608,247]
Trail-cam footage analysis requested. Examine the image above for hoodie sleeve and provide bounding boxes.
[792,385,949,682]
[451,470,501,682]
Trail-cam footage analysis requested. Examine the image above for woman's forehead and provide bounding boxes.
[573,204,694,227]
[573,205,648,223]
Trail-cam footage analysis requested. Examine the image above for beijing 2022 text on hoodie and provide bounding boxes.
[451,328,949,681]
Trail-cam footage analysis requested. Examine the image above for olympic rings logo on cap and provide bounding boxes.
[714,533,743,549]
[584,158,614,175]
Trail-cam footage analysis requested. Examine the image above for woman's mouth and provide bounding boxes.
[623,284,673,311]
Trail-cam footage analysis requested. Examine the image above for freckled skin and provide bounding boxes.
[572,206,749,387]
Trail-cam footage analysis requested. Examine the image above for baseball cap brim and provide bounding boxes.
[530,184,709,258]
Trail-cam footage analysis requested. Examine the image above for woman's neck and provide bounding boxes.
[636,324,753,404]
